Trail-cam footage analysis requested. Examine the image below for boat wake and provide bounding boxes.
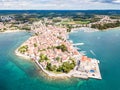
[90,50,96,56]
[80,51,86,55]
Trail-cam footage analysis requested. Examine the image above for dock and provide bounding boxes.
[71,58,102,79]
[88,59,102,79]
[73,43,84,46]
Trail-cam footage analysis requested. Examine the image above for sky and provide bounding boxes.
[0,0,120,10]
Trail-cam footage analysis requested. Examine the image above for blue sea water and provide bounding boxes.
[0,28,120,90]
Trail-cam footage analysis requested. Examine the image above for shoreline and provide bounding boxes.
[15,48,72,79]
[15,38,71,78]
[103,26,120,31]
[15,47,102,79]
[15,49,31,60]
[15,42,73,79]
[71,27,99,33]
[71,26,120,33]
[0,30,27,33]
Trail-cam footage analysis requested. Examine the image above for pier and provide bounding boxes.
[72,58,102,79]
[73,43,84,46]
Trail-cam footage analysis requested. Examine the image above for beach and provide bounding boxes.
[0,30,27,33]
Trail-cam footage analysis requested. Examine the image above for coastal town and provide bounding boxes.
[1,12,120,79]
[15,21,102,79]
[0,13,120,33]
[0,0,120,89]
[0,14,31,32]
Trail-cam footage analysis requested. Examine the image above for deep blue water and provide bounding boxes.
[0,28,120,90]
[0,10,120,15]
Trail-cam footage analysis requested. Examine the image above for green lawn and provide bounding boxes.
[75,21,90,24]
[61,20,90,25]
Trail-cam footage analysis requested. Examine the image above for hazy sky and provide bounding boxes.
[0,0,120,10]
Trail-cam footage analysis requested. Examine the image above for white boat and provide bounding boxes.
[90,50,96,56]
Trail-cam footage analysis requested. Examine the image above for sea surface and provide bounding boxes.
[0,28,120,90]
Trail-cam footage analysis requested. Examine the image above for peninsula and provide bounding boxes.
[16,21,102,79]
[2,11,118,79]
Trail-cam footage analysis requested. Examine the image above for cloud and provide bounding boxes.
[92,0,112,3]
[113,0,120,4]
[91,0,120,4]
[0,0,119,10]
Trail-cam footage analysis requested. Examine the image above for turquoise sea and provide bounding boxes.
[0,28,120,90]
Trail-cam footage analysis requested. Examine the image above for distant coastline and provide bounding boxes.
[1,26,120,34]
[71,27,99,32]
[71,26,120,33]
[0,30,27,33]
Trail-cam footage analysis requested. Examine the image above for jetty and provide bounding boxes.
[73,43,84,46]
[71,58,102,79]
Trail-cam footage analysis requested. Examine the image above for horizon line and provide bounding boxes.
[0,9,120,11]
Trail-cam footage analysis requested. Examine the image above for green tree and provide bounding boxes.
[34,43,37,47]
[56,57,61,61]
[18,45,28,54]
[46,63,57,71]
[56,44,68,52]
[39,54,49,62]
